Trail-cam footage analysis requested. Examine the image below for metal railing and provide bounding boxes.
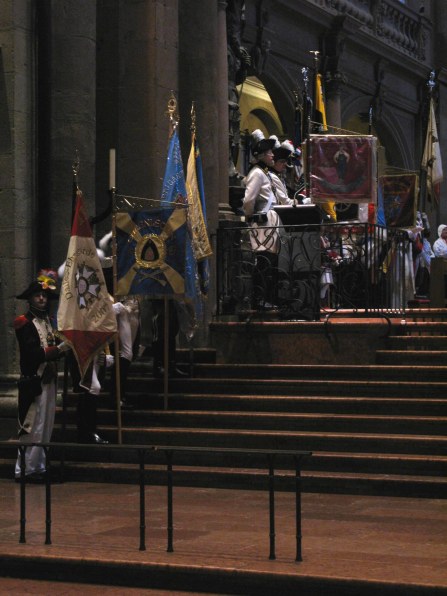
[6,441,311,562]
[216,222,410,320]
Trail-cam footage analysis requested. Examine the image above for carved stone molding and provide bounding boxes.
[304,0,430,63]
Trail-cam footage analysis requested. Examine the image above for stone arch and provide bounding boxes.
[341,94,414,170]
[259,57,298,138]
[238,56,297,141]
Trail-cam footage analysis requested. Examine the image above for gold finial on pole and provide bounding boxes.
[166,91,179,137]
[190,100,196,134]
[309,50,320,71]
[72,149,80,190]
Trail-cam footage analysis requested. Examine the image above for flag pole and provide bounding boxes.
[111,169,123,444]
[60,151,80,477]
[163,296,169,410]
[419,70,436,213]
[161,92,180,411]
[310,50,320,133]
[61,152,80,465]
[301,66,312,200]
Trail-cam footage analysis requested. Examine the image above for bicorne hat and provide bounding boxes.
[273,139,295,162]
[16,270,59,300]
[251,129,276,156]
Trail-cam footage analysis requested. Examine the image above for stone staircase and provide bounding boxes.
[1,311,447,498]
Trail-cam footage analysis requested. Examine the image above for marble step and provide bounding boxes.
[54,408,447,436]
[376,350,447,365]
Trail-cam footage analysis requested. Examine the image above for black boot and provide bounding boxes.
[110,357,133,408]
[118,357,133,409]
[77,393,108,444]
[169,361,189,377]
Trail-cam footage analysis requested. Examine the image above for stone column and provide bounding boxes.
[0,1,35,375]
[178,0,221,333]
[117,0,179,198]
[325,74,343,130]
[47,0,97,266]
[217,0,235,221]
[433,1,447,224]
[322,15,359,131]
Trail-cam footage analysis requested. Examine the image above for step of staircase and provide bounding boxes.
[386,335,447,349]
[112,376,446,398]
[3,314,447,499]
[54,407,447,436]
[376,350,447,364]
[186,363,447,382]
[3,455,446,499]
[392,321,447,334]
[48,424,447,457]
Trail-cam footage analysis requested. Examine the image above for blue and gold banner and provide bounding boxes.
[115,205,187,297]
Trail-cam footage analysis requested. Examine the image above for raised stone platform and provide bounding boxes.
[1,480,446,595]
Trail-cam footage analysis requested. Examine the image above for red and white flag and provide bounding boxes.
[58,190,117,383]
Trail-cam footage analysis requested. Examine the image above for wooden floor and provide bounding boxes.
[0,478,446,594]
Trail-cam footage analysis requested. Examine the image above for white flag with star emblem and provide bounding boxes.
[58,190,117,382]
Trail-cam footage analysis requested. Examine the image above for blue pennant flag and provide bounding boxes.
[161,129,203,337]
[376,179,386,227]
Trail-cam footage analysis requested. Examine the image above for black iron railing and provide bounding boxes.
[6,441,311,562]
[216,222,410,320]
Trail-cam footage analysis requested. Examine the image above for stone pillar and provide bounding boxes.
[0,1,35,375]
[46,0,97,267]
[325,74,343,130]
[217,0,235,221]
[178,0,221,334]
[322,15,359,131]
[178,1,219,234]
[117,0,179,199]
[433,1,447,224]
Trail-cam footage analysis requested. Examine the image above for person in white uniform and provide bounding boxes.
[243,129,283,309]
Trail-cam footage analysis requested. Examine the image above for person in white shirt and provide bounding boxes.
[433,224,447,258]
[242,129,281,309]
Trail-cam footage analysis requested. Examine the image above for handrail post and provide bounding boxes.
[44,446,52,545]
[166,450,174,552]
[295,456,303,562]
[138,449,146,551]
[268,454,276,560]
[18,445,26,544]
[60,356,69,482]
[4,441,312,560]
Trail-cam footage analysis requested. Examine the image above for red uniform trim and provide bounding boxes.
[13,315,29,330]
[44,346,60,361]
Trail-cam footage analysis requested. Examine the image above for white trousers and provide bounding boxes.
[15,381,56,477]
[118,309,140,362]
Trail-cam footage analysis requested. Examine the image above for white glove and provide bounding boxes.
[58,341,71,353]
[113,302,125,315]
[105,355,115,368]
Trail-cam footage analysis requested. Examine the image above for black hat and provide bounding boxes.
[273,146,293,161]
[251,129,276,156]
[16,271,59,300]
[273,140,294,162]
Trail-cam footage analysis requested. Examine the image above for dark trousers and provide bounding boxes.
[152,299,179,369]
[253,251,278,307]
[67,351,99,440]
